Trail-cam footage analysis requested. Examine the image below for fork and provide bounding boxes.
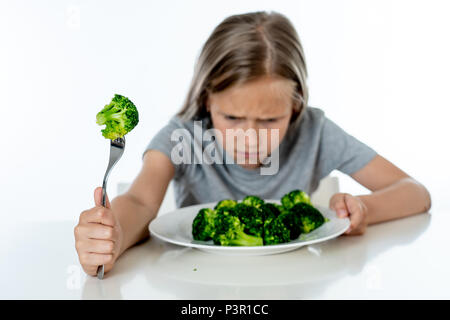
[97,136,126,279]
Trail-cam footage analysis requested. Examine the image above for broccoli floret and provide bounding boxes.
[212,208,263,246]
[289,202,326,233]
[263,216,291,245]
[192,193,326,247]
[96,94,139,140]
[233,203,264,237]
[214,199,237,210]
[277,210,303,240]
[260,202,282,222]
[259,203,290,245]
[274,203,286,213]
[192,208,217,241]
[266,202,327,242]
[241,195,264,208]
[281,189,311,210]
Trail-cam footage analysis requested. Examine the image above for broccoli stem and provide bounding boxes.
[96,113,108,125]
[230,231,263,246]
[96,107,126,125]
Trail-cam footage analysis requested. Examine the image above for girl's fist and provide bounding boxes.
[74,187,123,276]
[329,192,368,235]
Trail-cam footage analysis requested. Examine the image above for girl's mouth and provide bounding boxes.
[236,151,259,158]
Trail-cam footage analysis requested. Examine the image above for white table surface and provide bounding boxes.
[1,211,449,299]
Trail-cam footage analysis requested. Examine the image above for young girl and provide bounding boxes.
[74,11,431,276]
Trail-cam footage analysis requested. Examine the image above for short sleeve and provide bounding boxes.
[317,116,378,179]
[142,117,187,179]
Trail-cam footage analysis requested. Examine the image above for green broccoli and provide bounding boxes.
[259,203,290,245]
[192,208,217,241]
[214,199,237,210]
[191,190,327,247]
[233,203,264,237]
[260,202,282,222]
[265,201,327,242]
[289,202,326,234]
[96,94,139,140]
[212,208,263,246]
[281,189,311,210]
[277,210,302,240]
[263,216,291,245]
[273,203,326,240]
[241,195,264,208]
[274,203,286,213]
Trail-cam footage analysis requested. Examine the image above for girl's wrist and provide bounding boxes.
[355,194,372,225]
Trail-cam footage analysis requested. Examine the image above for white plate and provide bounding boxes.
[149,200,350,256]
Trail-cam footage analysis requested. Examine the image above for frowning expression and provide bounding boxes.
[207,75,297,170]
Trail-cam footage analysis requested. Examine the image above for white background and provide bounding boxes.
[1,0,449,223]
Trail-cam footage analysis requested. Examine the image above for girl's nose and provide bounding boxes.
[242,119,258,131]
[241,120,259,149]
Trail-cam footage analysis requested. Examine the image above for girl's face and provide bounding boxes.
[207,75,297,170]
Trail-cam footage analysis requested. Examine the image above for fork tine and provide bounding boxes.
[111,136,125,148]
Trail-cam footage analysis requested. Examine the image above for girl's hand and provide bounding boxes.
[329,192,369,235]
[74,187,124,276]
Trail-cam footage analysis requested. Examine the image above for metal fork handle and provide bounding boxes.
[102,177,108,207]
[96,168,113,279]
[97,137,125,280]
[101,154,117,206]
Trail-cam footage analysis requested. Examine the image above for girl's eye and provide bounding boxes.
[262,118,278,123]
[225,115,241,121]
[223,115,278,122]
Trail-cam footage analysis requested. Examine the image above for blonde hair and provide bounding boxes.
[177,11,309,129]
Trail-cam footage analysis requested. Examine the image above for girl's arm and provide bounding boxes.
[114,149,175,256]
[350,154,431,225]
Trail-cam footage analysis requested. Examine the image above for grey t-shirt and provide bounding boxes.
[142,106,377,208]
